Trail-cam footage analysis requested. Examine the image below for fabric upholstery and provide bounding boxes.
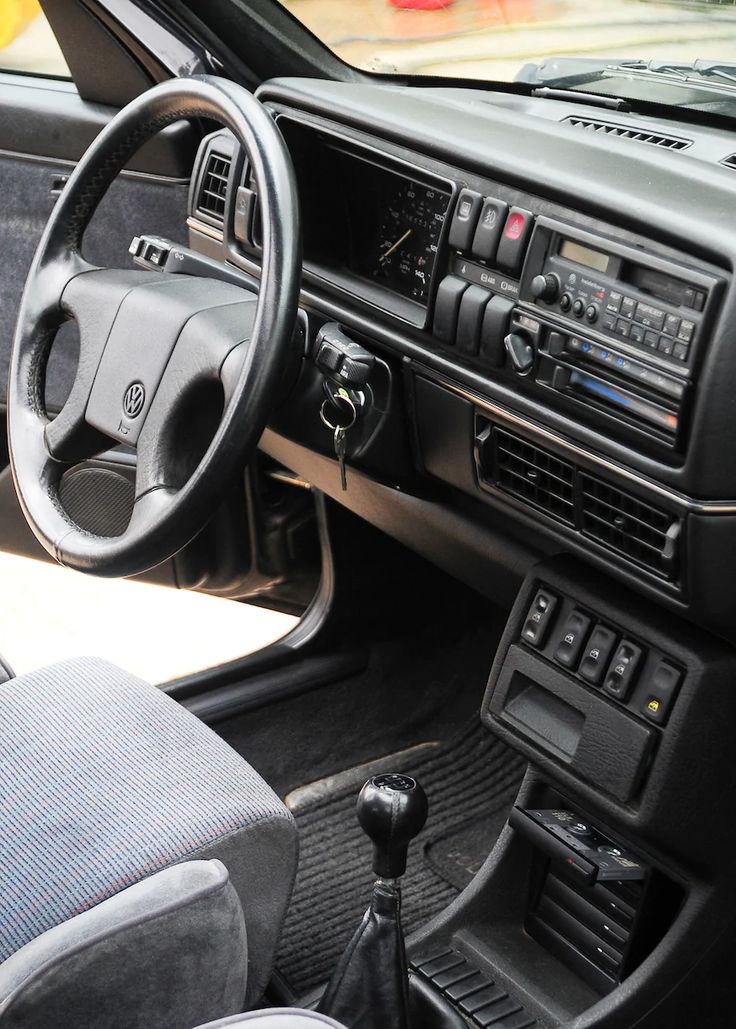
[195,1010,348,1029]
[0,658,298,1003]
[0,860,247,1029]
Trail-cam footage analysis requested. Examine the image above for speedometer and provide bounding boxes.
[370,179,448,304]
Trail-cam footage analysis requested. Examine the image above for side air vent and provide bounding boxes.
[490,428,575,526]
[476,422,683,583]
[580,473,680,579]
[196,150,231,222]
[564,117,691,151]
[720,153,736,170]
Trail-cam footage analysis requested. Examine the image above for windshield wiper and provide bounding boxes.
[614,59,736,90]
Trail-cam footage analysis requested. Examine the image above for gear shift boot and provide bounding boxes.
[318,774,428,1029]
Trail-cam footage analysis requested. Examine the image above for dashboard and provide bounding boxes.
[186,77,736,644]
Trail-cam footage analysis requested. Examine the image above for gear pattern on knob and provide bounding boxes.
[372,773,415,791]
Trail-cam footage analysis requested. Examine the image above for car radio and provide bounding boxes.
[510,218,723,447]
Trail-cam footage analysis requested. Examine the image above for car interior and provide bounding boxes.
[2,1,736,1027]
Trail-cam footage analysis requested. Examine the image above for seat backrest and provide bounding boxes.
[0,860,247,1029]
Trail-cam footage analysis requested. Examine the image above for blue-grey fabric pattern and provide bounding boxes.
[0,657,294,962]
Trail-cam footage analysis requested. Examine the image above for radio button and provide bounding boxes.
[615,319,631,338]
[601,313,616,332]
[635,302,666,330]
[664,313,681,337]
[684,287,706,311]
[560,292,573,312]
[678,319,696,343]
[658,337,675,356]
[621,297,637,319]
[605,290,623,314]
[471,198,508,261]
[448,189,483,252]
[673,341,689,362]
[630,324,645,344]
[643,330,659,348]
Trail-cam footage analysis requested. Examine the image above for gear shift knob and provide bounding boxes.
[357,773,428,879]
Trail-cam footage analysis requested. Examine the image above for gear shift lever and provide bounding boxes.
[318,774,428,1029]
[358,773,429,879]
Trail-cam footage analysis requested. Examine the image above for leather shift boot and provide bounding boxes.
[318,880,409,1029]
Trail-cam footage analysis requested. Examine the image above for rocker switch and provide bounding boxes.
[603,641,643,701]
[554,610,592,669]
[521,589,558,647]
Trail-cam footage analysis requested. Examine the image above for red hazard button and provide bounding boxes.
[504,212,527,240]
[496,207,534,274]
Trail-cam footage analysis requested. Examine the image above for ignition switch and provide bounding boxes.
[314,323,375,390]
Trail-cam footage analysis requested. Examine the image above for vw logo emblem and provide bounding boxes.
[122,382,145,419]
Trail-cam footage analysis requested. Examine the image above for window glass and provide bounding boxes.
[0,1,69,77]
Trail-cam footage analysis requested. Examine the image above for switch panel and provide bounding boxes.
[517,581,684,732]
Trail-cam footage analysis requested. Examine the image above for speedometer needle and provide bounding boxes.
[380,228,412,263]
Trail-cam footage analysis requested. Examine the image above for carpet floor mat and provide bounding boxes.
[275,717,527,995]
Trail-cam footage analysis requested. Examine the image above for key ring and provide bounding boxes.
[320,392,357,433]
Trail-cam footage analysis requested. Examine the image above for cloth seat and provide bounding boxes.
[0,859,247,1028]
[0,657,298,1016]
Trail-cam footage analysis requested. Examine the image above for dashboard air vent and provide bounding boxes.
[197,150,231,221]
[476,420,683,583]
[580,473,680,579]
[492,428,575,526]
[564,117,691,151]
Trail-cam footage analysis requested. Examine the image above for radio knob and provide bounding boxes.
[559,292,573,313]
[504,331,535,375]
[530,273,560,303]
[572,298,585,318]
[585,303,600,323]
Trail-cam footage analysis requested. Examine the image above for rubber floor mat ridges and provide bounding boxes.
[275,717,527,995]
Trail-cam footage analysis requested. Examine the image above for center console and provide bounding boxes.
[402,558,736,1029]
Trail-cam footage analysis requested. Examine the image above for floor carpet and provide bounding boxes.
[275,717,527,995]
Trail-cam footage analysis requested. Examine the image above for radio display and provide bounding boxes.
[560,239,611,274]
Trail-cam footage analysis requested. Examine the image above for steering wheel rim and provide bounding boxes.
[7,76,300,577]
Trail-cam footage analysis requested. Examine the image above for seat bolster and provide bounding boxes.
[194,1010,348,1029]
[0,860,247,1029]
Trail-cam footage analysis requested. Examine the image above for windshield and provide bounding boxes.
[278,0,736,113]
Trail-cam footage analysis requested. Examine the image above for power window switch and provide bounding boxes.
[521,589,558,648]
[641,661,682,725]
[579,625,618,686]
[554,609,592,669]
[603,641,642,701]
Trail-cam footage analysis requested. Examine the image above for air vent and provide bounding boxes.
[720,153,736,170]
[492,428,575,526]
[580,473,680,579]
[564,117,691,151]
[197,150,231,221]
[476,421,683,582]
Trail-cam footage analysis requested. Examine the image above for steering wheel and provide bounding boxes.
[7,76,300,577]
